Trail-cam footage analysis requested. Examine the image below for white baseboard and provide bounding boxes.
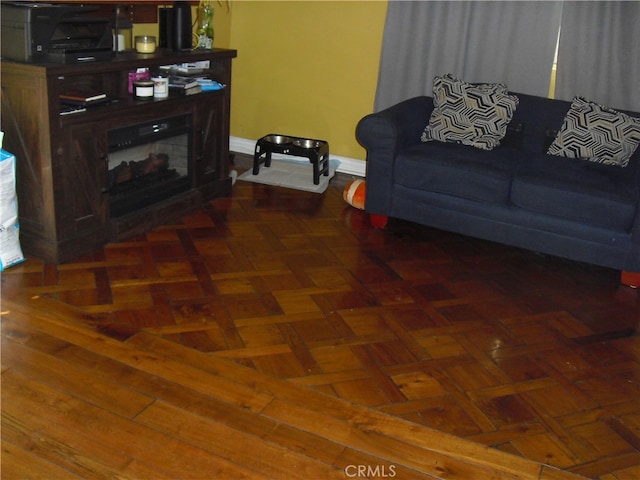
[230,136,366,178]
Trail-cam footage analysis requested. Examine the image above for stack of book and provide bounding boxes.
[168,76,202,95]
[59,90,110,115]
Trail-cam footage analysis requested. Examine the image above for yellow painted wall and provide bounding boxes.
[226,1,388,161]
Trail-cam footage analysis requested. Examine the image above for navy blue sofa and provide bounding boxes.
[356,93,640,275]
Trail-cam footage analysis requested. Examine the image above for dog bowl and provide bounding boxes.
[263,135,293,145]
[293,138,323,149]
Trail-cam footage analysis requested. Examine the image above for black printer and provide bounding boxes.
[1,2,112,63]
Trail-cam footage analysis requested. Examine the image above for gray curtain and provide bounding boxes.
[555,1,640,111]
[375,1,563,111]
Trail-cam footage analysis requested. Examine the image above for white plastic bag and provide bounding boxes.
[0,132,25,271]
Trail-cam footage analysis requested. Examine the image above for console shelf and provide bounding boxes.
[1,48,237,263]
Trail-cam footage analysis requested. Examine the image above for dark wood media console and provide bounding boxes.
[1,48,237,263]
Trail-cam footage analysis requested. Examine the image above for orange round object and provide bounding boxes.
[343,179,366,210]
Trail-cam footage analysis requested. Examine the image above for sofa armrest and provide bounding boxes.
[628,155,640,270]
[356,96,433,153]
[356,96,433,214]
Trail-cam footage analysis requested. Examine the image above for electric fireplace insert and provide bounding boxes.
[107,114,192,217]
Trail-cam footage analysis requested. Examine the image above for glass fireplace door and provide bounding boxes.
[107,115,192,217]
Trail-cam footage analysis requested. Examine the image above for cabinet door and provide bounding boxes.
[193,94,228,186]
[56,122,109,241]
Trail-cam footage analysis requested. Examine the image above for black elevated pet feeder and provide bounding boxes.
[253,134,330,185]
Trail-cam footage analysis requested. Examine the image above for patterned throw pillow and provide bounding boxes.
[547,97,640,168]
[421,74,519,151]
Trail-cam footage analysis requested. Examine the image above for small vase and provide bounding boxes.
[196,1,214,50]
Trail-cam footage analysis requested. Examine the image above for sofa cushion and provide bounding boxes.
[421,74,519,151]
[547,96,640,168]
[512,153,639,231]
[395,142,520,204]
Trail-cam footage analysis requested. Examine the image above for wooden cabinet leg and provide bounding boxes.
[621,271,640,288]
[369,214,388,229]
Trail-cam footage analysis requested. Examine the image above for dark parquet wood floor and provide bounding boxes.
[2,155,639,479]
